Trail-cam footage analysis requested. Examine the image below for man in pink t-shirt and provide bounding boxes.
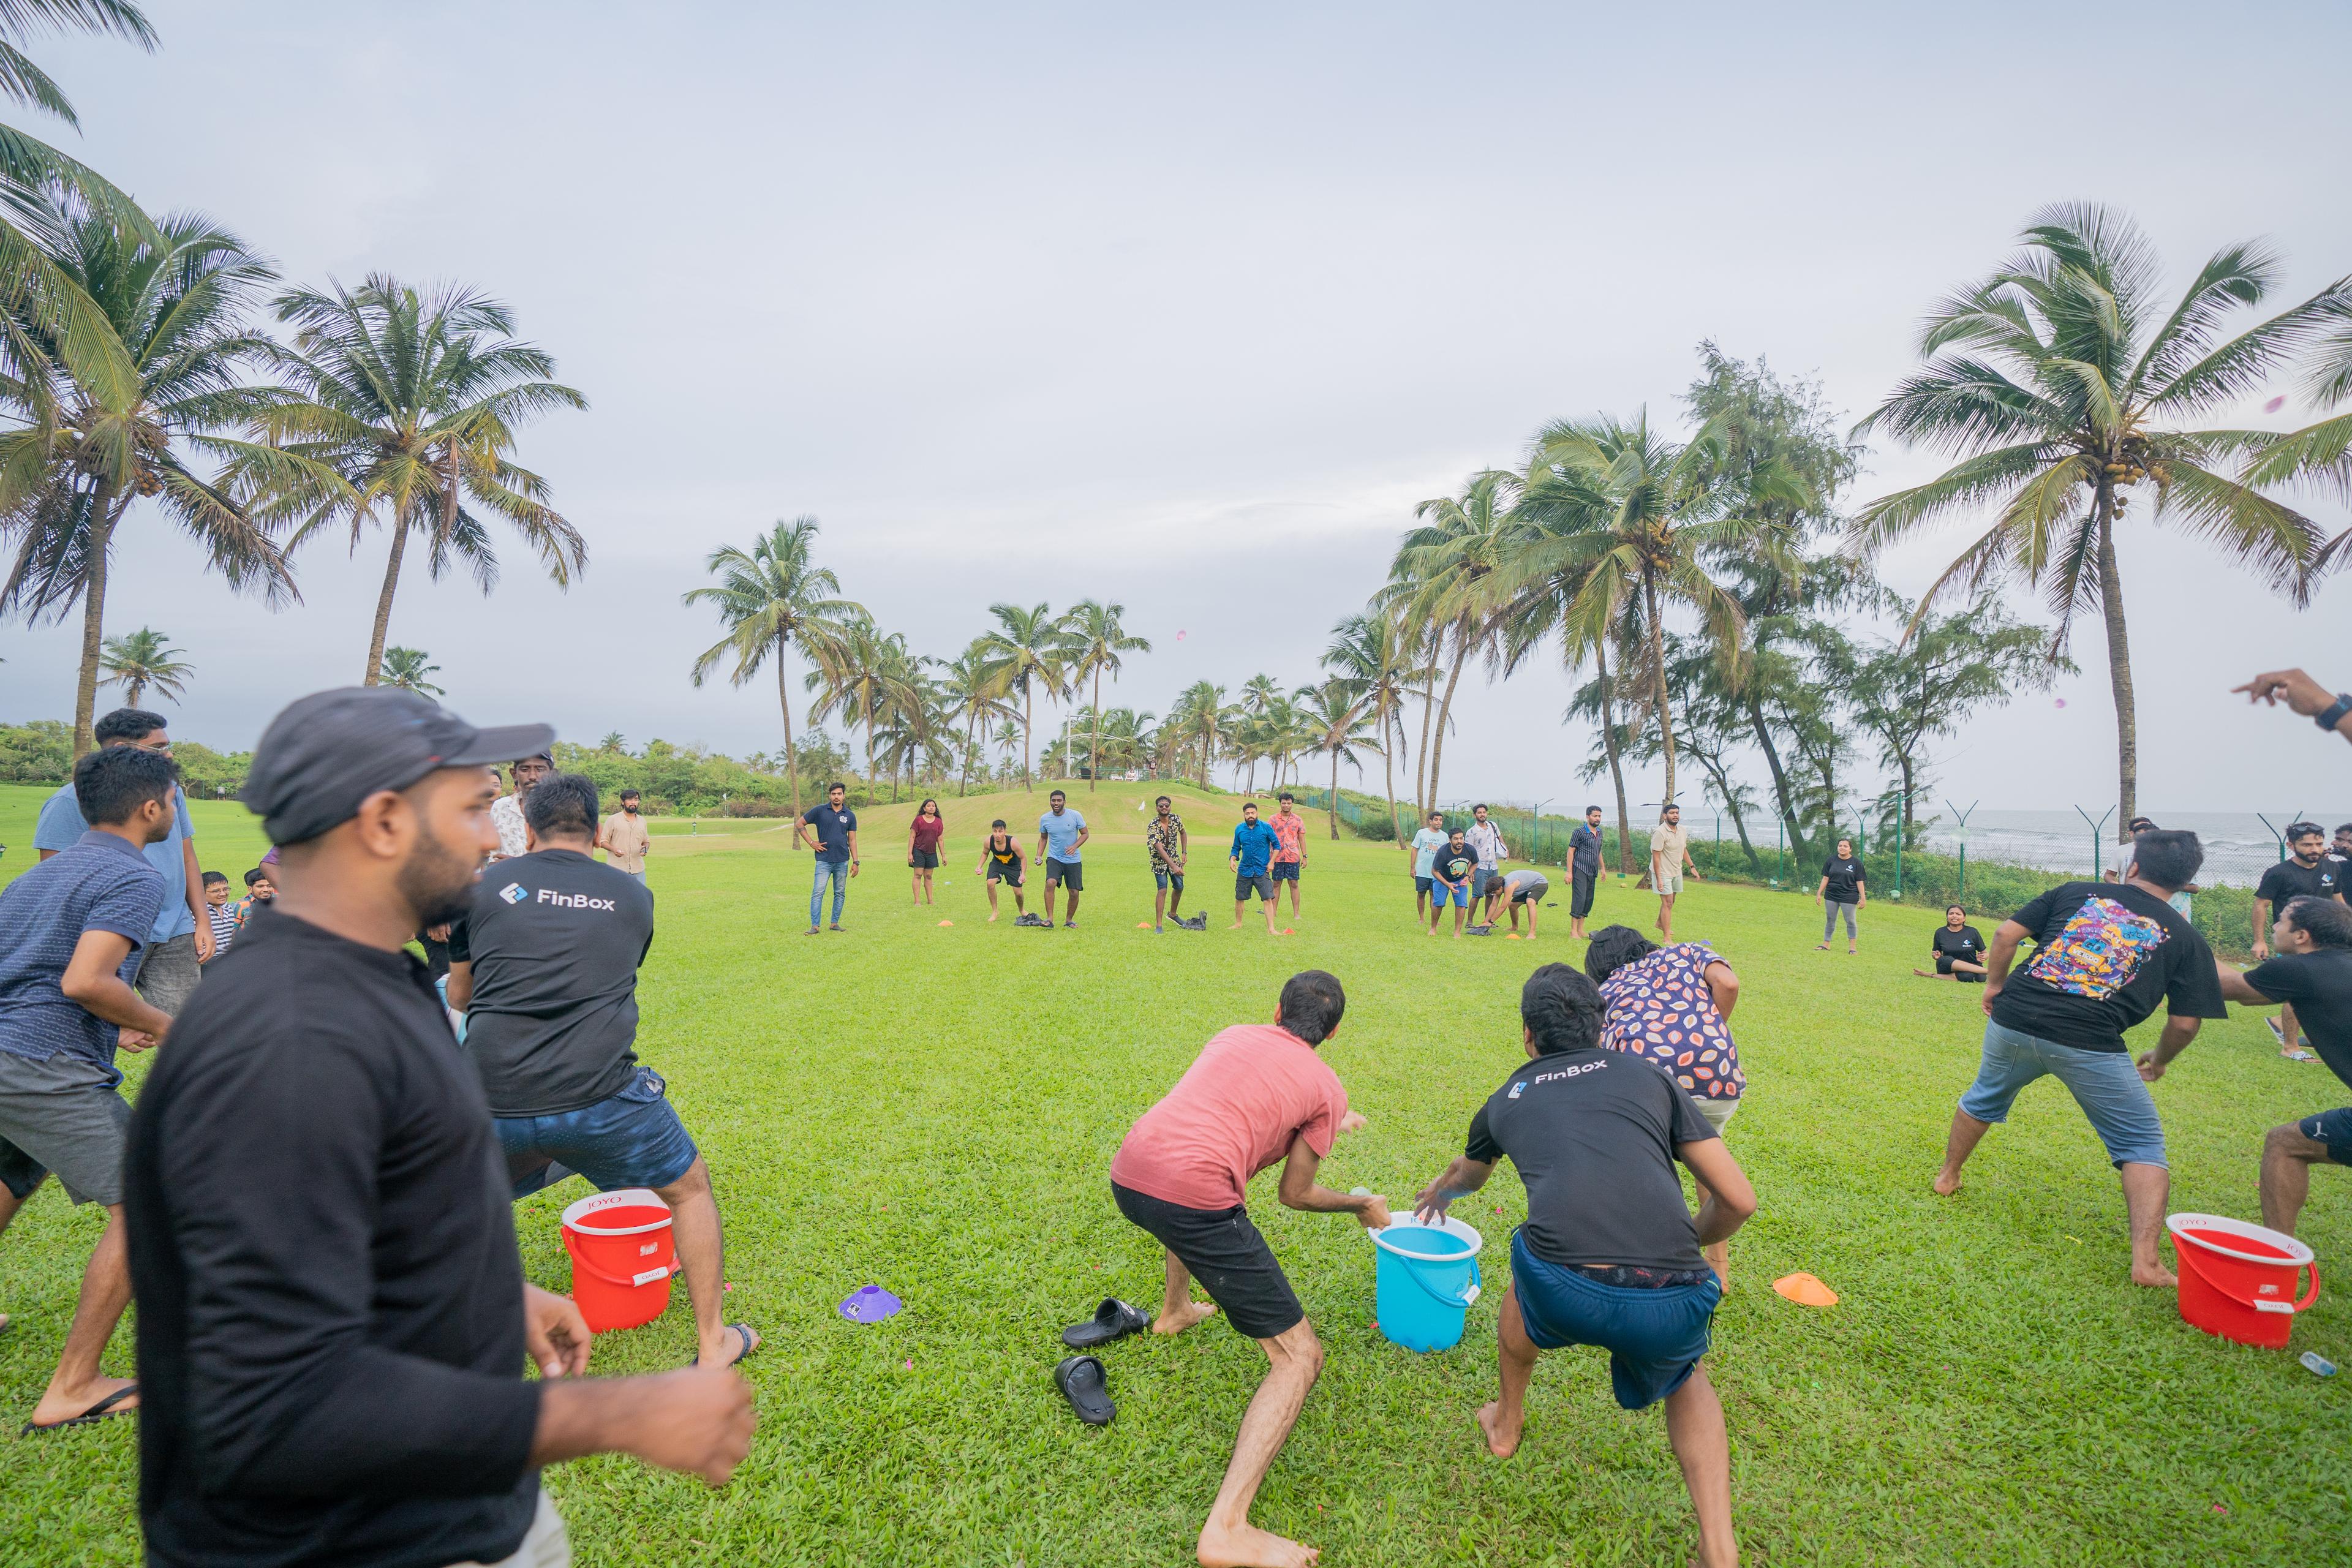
[1270,792,1309,924]
[1107,970,1384,1568]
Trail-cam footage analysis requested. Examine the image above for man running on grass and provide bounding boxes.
[1107,970,1382,1568]
[1409,810,1448,923]
[1567,805,1605,939]
[796,782,859,933]
[1038,790,1089,929]
[1649,803,1698,941]
[1411,963,1755,1568]
[977,819,1030,922]
[1933,829,2226,1286]
[1147,796,1189,932]
[1230,801,1282,935]
[446,772,757,1371]
[2212,895,2352,1237]
[1270,793,1307,923]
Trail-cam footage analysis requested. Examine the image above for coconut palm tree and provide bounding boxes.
[378,645,443,696]
[0,191,334,752]
[1390,469,1519,815]
[1321,608,1422,848]
[975,601,1074,790]
[683,517,864,826]
[1173,679,1229,791]
[1297,679,1378,840]
[258,276,586,685]
[935,643,1012,796]
[803,615,910,800]
[1065,598,1150,790]
[97,624,187,706]
[2234,300,2352,568]
[1851,205,2349,834]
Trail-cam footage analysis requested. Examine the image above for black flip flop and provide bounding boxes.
[1061,1297,1150,1349]
[1055,1355,1115,1425]
[20,1383,137,1436]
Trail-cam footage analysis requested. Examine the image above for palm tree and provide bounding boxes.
[682,517,864,826]
[1390,469,1519,814]
[0,191,328,752]
[598,730,626,753]
[2236,295,2352,568]
[804,616,914,798]
[258,276,587,685]
[935,643,1012,795]
[1065,598,1150,790]
[1297,679,1378,840]
[1322,608,1420,848]
[1174,679,1229,791]
[975,601,1072,790]
[97,624,187,706]
[378,645,443,696]
[1851,205,2348,835]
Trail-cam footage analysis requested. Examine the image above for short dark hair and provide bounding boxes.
[1522,963,1604,1055]
[1661,804,1679,818]
[619,788,641,801]
[2127,816,2155,833]
[1427,809,1443,821]
[244,866,273,887]
[1448,826,1465,839]
[2127,828,2203,891]
[989,818,1006,829]
[1583,924,1657,986]
[1947,903,1967,917]
[827,781,846,794]
[75,745,178,826]
[1473,802,1488,813]
[202,870,230,886]
[1278,792,1294,803]
[1155,795,1170,805]
[2282,896,2352,950]
[1242,800,1259,812]
[1277,970,1346,1046]
[93,707,168,746]
[2336,821,2352,837]
[1585,804,1602,815]
[523,772,599,839]
[1049,789,1066,801]
[2287,821,2324,843]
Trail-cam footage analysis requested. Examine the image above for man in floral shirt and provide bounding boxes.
[1145,796,1191,932]
[1585,925,1746,1285]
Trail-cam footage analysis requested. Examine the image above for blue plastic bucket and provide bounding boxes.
[1371,1216,1483,1351]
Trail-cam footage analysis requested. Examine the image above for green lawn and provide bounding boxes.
[2,780,2345,1566]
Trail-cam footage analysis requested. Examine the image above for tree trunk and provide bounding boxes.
[72,484,122,754]
[363,520,409,686]
[1597,643,1633,874]
[1328,747,1341,839]
[1426,620,1471,813]
[1088,667,1102,791]
[1643,571,1677,808]
[1744,691,1810,867]
[1022,682,1034,790]
[1381,692,1403,851]
[1414,655,1438,815]
[777,639,801,831]
[2095,503,2136,840]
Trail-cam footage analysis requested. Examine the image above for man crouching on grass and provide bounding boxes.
[1108,970,1382,1568]
[1412,964,1756,1568]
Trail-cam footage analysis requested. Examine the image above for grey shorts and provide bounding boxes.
[136,929,203,1017]
[0,1050,132,1205]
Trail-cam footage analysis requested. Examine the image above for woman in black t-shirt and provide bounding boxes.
[1814,840,1865,952]
[1915,905,1988,982]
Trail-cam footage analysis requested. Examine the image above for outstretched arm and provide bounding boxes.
[1413,1155,1494,1223]
[2234,669,2352,743]
[1276,1134,1387,1227]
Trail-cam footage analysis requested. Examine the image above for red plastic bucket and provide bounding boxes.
[561,1189,677,1333]
[2166,1213,2320,1349]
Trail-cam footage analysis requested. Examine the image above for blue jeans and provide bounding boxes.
[1959,1020,2166,1168]
[1509,1231,1720,1409]
[810,858,849,928]
[496,1066,700,1197]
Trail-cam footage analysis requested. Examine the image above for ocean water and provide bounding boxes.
[1909,809,2350,888]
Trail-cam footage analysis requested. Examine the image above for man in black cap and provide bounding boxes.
[124,688,755,1568]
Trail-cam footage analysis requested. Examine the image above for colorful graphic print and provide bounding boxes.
[1597,943,1746,1099]
[2022,896,2166,999]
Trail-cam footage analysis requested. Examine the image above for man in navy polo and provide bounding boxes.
[796,782,860,933]
[0,745,178,1433]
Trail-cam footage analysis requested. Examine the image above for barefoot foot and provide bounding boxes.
[1154,1301,1219,1335]
[2131,1262,2179,1289]
[1197,1518,1319,1568]
[1931,1169,1962,1197]
[1475,1400,1523,1458]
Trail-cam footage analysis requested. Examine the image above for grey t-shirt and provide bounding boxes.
[1504,869,1550,902]
[447,849,655,1116]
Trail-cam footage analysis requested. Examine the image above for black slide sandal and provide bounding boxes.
[1055,1355,1115,1425]
[20,1383,137,1436]
[1061,1297,1150,1349]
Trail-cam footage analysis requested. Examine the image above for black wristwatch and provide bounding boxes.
[2318,693,2352,733]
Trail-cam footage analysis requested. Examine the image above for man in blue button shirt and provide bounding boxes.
[32,708,211,1016]
[1229,801,1283,935]
[1,745,177,1434]
[1036,790,1090,929]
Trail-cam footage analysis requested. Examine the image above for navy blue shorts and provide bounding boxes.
[1414,875,1434,895]
[497,1066,700,1198]
[2301,1107,2352,1166]
[0,1136,43,1201]
[1271,862,1300,883]
[1045,859,1083,891]
[1509,1230,1720,1409]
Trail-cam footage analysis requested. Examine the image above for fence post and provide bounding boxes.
[1776,816,1784,888]
[1893,797,1904,901]
[2074,804,2114,878]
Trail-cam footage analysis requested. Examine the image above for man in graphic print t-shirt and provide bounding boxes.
[1934,831,2226,1287]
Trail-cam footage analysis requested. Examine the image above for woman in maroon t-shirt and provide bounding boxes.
[908,799,946,904]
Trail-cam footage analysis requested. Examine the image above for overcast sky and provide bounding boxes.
[4,1,2349,814]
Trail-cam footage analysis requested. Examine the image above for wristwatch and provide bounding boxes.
[2319,693,2352,733]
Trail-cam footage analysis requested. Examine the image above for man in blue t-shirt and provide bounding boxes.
[794,783,859,933]
[1,745,176,1433]
[1036,790,1090,929]
[1409,810,1449,922]
[1229,801,1282,935]
[32,708,211,1015]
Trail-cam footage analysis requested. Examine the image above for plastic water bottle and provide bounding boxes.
[2301,1351,2337,1378]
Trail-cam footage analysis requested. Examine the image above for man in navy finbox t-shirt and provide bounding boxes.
[1934,830,2226,1287]
[2215,894,2352,1237]
[795,783,859,934]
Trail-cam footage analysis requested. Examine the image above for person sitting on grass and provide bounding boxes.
[1428,827,1474,937]
[1229,801,1282,935]
[2211,895,2352,1237]
[1915,906,1988,982]
[1107,970,1381,1568]
[976,819,1028,923]
[1411,963,1755,1568]
[1932,829,2226,1288]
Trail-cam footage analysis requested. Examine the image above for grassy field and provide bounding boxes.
[2,779,2346,1567]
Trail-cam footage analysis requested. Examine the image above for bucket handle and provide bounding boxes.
[2178,1243,2321,1315]
[564,1234,678,1291]
[1403,1253,1483,1311]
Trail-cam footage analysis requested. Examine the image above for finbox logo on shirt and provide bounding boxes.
[1528,1060,1608,1090]
[499,883,529,904]
[537,889,618,911]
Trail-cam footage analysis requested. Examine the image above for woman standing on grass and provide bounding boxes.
[1585,924,1747,1287]
[1815,839,1864,953]
[908,799,946,905]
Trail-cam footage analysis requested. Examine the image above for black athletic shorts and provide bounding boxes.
[1414,875,1434,895]
[1045,859,1084,891]
[987,861,1024,886]
[1235,872,1275,902]
[1936,954,1985,982]
[1271,862,1300,883]
[1112,1181,1304,1339]
[909,850,940,870]
[1570,868,1597,918]
[2300,1107,2352,1166]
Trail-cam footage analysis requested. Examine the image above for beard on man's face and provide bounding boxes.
[398,819,484,927]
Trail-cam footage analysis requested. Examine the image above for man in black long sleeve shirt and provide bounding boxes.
[125,688,754,1568]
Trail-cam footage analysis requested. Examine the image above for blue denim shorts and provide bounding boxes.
[496,1065,700,1198]
[1958,1020,2166,1168]
[1153,867,1185,891]
[1436,882,1469,908]
[1509,1231,1720,1409]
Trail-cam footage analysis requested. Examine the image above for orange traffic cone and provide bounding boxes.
[1772,1272,1838,1307]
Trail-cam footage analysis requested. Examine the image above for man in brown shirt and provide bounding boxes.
[596,788,651,883]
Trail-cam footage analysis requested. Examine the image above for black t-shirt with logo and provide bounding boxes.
[1463,1047,1717,1270]
[1933,924,1985,966]
[2244,949,2352,1093]
[1434,844,1475,884]
[448,848,656,1116]
[1821,856,1865,903]
[1989,881,2227,1053]
[2256,856,2345,911]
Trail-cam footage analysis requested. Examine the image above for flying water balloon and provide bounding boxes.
[2265,396,2286,413]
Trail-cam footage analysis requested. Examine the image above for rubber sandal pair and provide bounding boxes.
[19,1383,136,1436]
[1053,1297,1150,1426]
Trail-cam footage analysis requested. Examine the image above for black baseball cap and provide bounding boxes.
[241,687,555,846]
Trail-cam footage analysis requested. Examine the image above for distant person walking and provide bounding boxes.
[1270,793,1308,923]
[1409,810,1449,923]
[595,787,650,885]
[1649,804,1698,942]
[1815,839,1864,953]
[1147,796,1190,932]
[1915,907,1988,982]
[2253,822,2346,1062]
[907,799,946,905]
[490,750,554,860]
[1567,805,1605,940]
[1230,801,1283,935]
[976,819,1029,922]
[797,782,860,933]
[1037,790,1089,929]
[2212,895,2352,1238]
